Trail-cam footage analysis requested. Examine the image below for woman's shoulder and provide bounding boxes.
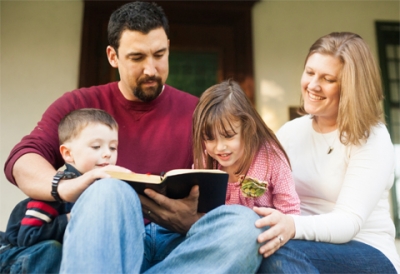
[275,115,312,152]
[363,123,393,148]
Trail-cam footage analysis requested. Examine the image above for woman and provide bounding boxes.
[255,32,400,273]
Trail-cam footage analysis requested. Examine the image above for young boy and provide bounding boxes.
[3,108,119,247]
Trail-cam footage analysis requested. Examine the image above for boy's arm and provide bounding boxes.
[13,154,80,202]
[13,154,128,203]
[17,200,69,247]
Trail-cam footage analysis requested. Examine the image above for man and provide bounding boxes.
[3,2,263,273]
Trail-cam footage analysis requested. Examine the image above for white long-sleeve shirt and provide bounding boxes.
[277,115,400,272]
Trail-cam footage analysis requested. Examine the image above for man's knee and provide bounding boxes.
[80,178,139,203]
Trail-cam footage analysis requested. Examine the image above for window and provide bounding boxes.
[376,21,400,236]
[78,1,257,101]
[167,51,219,97]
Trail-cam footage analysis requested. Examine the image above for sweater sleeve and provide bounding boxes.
[267,145,301,215]
[291,124,395,243]
[17,200,69,247]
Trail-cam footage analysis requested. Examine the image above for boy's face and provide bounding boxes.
[61,123,118,174]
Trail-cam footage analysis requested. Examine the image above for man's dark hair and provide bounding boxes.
[108,1,169,55]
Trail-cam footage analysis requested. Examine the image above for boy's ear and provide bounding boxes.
[107,46,118,68]
[60,144,74,164]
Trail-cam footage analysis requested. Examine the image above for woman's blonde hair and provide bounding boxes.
[192,79,289,177]
[299,32,384,146]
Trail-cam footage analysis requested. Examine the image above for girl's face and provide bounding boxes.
[301,53,342,122]
[204,121,245,176]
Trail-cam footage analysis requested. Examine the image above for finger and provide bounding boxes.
[255,216,275,229]
[188,185,200,200]
[254,208,282,228]
[259,236,282,257]
[257,229,272,243]
[257,220,284,243]
[139,193,159,211]
[143,188,173,210]
[253,206,275,217]
[103,165,132,173]
[138,194,162,221]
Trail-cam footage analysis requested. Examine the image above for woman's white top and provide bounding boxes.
[277,115,400,271]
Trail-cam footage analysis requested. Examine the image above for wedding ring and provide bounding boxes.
[147,210,151,215]
[278,236,283,243]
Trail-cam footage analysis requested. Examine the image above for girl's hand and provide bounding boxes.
[253,206,296,257]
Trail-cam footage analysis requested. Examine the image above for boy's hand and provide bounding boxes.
[58,165,131,202]
[139,185,204,234]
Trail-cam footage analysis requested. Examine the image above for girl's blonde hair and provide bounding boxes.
[193,79,290,177]
[299,32,384,146]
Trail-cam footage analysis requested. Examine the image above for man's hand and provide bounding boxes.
[139,185,204,234]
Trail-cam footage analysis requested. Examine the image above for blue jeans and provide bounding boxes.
[61,178,263,273]
[0,240,62,273]
[258,239,396,273]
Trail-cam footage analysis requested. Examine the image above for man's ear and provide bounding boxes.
[107,46,118,68]
[60,144,74,164]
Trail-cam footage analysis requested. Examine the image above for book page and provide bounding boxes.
[106,171,161,184]
[164,169,226,177]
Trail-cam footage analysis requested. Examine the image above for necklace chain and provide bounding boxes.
[315,120,336,154]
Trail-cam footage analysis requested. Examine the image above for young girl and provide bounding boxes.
[193,79,300,214]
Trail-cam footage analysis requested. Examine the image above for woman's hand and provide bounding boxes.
[253,207,296,257]
[139,185,204,234]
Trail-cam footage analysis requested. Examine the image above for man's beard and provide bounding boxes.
[134,76,163,102]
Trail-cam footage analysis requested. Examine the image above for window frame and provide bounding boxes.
[375,20,400,237]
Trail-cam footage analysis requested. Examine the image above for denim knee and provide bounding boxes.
[82,178,140,204]
[199,204,263,240]
[215,204,261,227]
[0,240,62,274]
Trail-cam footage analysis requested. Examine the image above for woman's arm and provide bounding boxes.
[293,125,395,242]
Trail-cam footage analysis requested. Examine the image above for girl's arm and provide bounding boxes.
[267,145,300,215]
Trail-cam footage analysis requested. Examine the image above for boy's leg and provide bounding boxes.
[258,239,396,273]
[60,179,145,273]
[0,240,62,274]
[146,204,264,274]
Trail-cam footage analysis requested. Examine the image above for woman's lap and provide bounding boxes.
[258,239,396,273]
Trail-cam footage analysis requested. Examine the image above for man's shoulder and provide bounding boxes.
[70,82,118,96]
[54,82,118,108]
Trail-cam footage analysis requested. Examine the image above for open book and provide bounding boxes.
[106,169,229,213]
